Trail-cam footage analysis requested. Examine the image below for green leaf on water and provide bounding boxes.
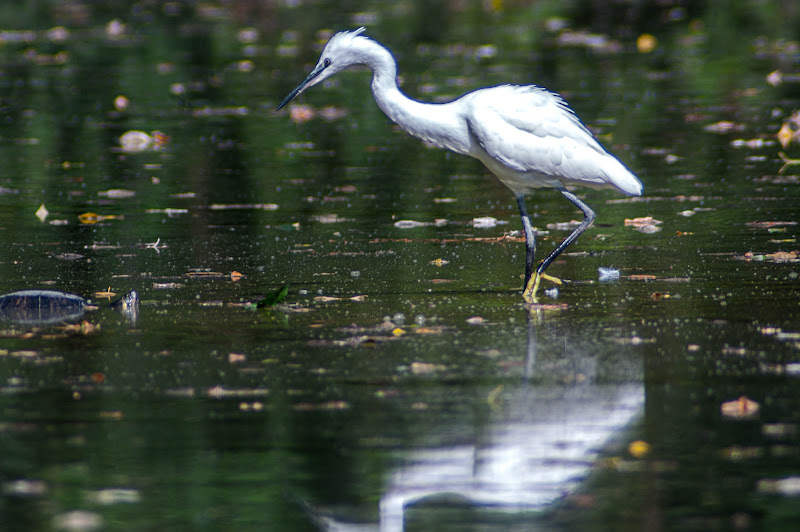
[256,284,289,308]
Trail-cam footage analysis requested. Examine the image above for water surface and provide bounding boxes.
[1,2,800,530]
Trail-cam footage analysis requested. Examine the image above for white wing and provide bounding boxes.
[466,85,641,195]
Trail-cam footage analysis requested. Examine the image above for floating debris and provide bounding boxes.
[289,104,314,123]
[206,386,271,399]
[79,212,121,224]
[598,267,620,281]
[730,138,774,149]
[636,33,657,53]
[294,400,349,411]
[145,208,188,216]
[118,130,152,152]
[53,510,103,531]
[777,110,800,148]
[106,19,126,38]
[394,220,431,228]
[35,203,48,222]
[192,106,249,117]
[737,250,800,263]
[113,95,129,112]
[2,479,47,496]
[721,396,760,419]
[117,130,169,153]
[185,271,225,278]
[409,361,447,375]
[628,440,651,458]
[209,203,278,210]
[703,121,745,134]
[313,295,367,303]
[757,477,800,497]
[637,224,661,234]
[53,253,84,261]
[98,189,135,199]
[625,216,662,233]
[547,219,582,230]
[625,216,663,227]
[85,488,141,505]
[544,287,559,298]
[472,216,506,228]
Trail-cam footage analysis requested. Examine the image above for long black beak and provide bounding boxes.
[276,61,329,110]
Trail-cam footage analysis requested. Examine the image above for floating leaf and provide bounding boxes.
[394,219,431,228]
[294,400,350,411]
[721,396,760,419]
[118,130,152,152]
[737,250,800,263]
[757,477,800,496]
[637,224,662,234]
[777,111,800,148]
[79,212,121,224]
[703,121,744,134]
[746,220,797,229]
[547,219,582,230]
[625,216,663,227]
[288,104,314,123]
[87,488,140,505]
[636,33,657,53]
[209,203,278,211]
[98,189,135,199]
[35,203,48,222]
[228,353,246,363]
[256,284,289,308]
[310,213,352,223]
[472,216,506,228]
[410,361,447,374]
[628,440,651,458]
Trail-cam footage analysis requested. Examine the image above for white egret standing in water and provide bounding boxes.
[277,28,643,302]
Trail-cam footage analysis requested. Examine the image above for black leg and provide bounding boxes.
[515,193,536,290]
[535,188,596,277]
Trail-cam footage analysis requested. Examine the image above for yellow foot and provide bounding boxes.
[522,272,563,303]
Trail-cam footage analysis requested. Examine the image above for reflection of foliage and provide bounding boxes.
[256,283,289,308]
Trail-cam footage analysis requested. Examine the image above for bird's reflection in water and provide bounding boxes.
[307,308,644,532]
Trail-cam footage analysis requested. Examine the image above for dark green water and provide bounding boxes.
[1,1,800,530]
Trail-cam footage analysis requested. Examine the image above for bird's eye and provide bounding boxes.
[323,58,331,67]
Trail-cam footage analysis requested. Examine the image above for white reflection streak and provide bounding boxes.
[378,383,643,532]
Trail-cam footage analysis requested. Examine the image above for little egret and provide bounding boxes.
[277,28,643,302]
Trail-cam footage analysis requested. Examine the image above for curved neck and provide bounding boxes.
[360,39,471,154]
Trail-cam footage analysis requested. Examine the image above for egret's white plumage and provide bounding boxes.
[278,28,643,301]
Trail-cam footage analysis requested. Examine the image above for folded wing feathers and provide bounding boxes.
[467,85,641,195]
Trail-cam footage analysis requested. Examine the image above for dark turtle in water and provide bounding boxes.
[0,290,138,325]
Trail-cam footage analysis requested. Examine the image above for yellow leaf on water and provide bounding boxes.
[628,440,651,458]
[636,33,657,53]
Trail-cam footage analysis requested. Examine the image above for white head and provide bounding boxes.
[277,27,372,110]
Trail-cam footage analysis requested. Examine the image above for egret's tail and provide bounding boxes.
[600,155,643,196]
